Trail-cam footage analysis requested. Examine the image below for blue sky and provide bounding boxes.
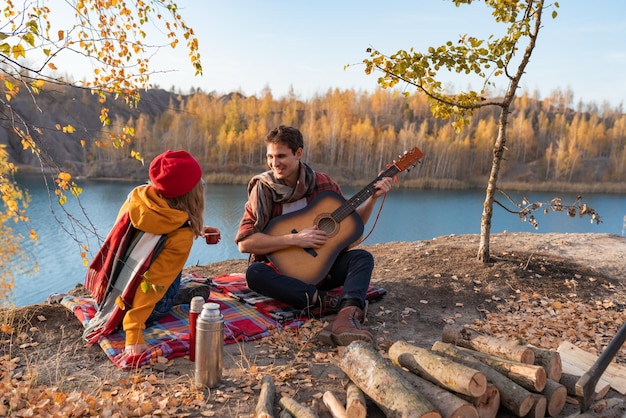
[69,1,626,107]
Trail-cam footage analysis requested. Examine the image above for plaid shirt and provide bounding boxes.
[236,170,342,263]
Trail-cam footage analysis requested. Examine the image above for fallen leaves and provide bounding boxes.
[2,235,625,416]
[0,356,224,416]
[470,291,626,362]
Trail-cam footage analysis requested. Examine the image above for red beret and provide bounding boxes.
[149,150,202,198]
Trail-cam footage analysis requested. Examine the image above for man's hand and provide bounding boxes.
[373,176,393,198]
[295,226,328,248]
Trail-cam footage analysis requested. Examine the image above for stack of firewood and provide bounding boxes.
[255,324,620,418]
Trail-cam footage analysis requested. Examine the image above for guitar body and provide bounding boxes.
[264,190,364,284]
[262,146,424,286]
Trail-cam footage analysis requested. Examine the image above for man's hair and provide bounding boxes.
[264,125,304,154]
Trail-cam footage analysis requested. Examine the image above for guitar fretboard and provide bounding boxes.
[331,164,401,223]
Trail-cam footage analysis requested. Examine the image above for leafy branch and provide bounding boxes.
[494,189,602,230]
[0,0,203,301]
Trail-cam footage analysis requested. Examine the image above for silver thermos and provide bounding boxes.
[194,302,223,388]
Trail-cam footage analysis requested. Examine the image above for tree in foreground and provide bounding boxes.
[362,0,600,261]
[0,0,202,304]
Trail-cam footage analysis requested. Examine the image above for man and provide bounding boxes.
[235,125,393,346]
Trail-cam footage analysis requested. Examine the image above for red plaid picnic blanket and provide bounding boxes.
[210,273,388,322]
[51,273,386,369]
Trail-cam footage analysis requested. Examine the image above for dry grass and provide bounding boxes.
[3,234,626,417]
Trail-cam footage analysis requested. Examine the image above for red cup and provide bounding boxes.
[205,231,221,245]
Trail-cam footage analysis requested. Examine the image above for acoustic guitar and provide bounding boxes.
[264,147,424,284]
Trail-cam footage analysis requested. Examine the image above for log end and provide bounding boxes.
[520,348,536,365]
[518,394,536,418]
[346,403,366,418]
[469,372,488,398]
[525,395,547,418]
[449,405,480,418]
[534,367,548,392]
[546,385,567,417]
[473,386,500,418]
[421,411,443,418]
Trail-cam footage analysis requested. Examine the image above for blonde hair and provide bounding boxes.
[164,180,205,237]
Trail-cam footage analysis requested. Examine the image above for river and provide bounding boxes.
[8,174,626,307]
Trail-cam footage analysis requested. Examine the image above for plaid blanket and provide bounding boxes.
[82,230,166,344]
[52,273,386,369]
[211,273,388,322]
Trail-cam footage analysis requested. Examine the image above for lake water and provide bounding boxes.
[9,174,626,307]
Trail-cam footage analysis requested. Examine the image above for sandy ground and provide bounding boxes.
[2,232,626,417]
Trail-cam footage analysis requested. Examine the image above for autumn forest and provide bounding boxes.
[5,85,626,193]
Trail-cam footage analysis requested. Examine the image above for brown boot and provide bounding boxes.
[330,306,373,346]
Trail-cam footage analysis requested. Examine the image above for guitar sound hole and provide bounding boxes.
[317,216,336,235]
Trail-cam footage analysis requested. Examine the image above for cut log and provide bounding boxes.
[311,399,320,416]
[346,382,367,418]
[256,375,276,418]
[560,372,610,401]
[559,357,613,402]
[529,345,562,382]
[454,345,547,392]
[400,369,479,418]
[279,396,319,418]
[557,341,626,395]
[432,341,534,417]
[456,384,500,418]
[323,391,346,418]
[337,341,441,418]
[389,340,487,397]
[542,379,567,417]
[441,325,535,364]
[523,394,546,418]
[279,410,293,418]
[564,397,626,418]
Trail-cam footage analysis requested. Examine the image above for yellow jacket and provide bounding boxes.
[118,185,194,346]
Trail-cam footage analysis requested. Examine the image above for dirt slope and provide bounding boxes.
[2,232,625,417]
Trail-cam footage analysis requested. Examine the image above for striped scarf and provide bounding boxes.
[82,212,166,344]
[248,162,317,232]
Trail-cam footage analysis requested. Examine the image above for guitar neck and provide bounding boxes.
[332,164,400,222]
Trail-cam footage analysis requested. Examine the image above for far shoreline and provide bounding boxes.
[14,165,626,195]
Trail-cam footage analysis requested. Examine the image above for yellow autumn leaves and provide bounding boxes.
[1,0,203,306]
[113,272,165,310]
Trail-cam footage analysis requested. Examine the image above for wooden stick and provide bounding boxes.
[528,345,562,382]
[323,391,347,418]
[456,384,500,418]
[432,341,534,417]
[279,396,319,418]
[400,369,480,418]
[454,345,547,392]
[441,325,535,364]
[337,340,441,418]
[345,382,367,418]
[542,379,567,417]
[256,375,276,418]
[523,394,546,418]
[389,340,487,397]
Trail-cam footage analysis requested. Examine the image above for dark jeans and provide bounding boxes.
[146,272,182,323]
[246,249,374,310]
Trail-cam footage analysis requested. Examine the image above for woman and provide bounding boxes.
[105,150,216,363]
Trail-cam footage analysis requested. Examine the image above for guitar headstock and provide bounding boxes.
[394,147,424,172]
